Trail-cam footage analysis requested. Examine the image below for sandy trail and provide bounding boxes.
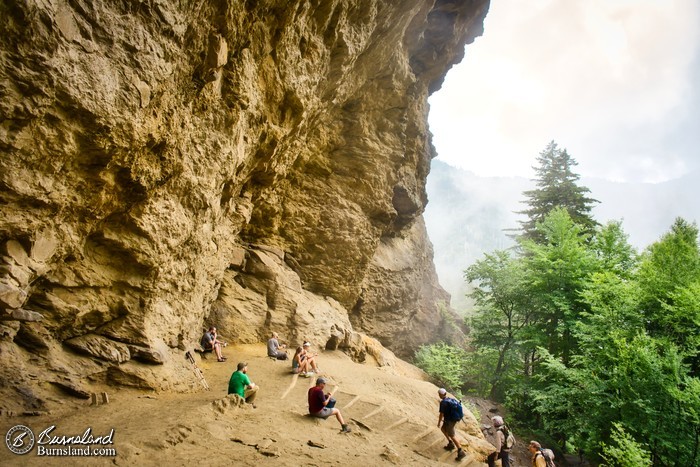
[1,344,490,466]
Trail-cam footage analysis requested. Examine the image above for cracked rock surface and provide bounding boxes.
[0,0,488,408]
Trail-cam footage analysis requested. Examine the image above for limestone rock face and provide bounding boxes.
[0,0,488,407]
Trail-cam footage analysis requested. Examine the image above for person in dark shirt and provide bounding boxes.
[200,326,226,362]
[438,388,466,461]
[308,377,350,433]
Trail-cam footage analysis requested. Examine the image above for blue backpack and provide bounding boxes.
[442,397,464,421]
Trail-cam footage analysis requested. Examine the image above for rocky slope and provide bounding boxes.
[0,0,489,409]
[0,344,495,466]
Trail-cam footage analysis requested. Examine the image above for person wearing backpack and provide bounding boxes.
[487,416,512,467]
[437,388,467,461]
[529,440,556,467]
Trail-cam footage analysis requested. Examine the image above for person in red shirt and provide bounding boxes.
[308,377,351,433]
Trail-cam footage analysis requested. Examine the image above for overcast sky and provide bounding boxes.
[428,0,700,184]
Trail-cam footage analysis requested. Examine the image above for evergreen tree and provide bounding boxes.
[518,141,598,242]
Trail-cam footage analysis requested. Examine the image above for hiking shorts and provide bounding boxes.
[442,419,457,437]
[311,408,333,419]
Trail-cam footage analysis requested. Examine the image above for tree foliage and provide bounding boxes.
[520,208,597,365]
[463,213,700,465]
[518,141,599,242]
[414,342,469,395]
[600,423,652,467]
[465,250,534,398]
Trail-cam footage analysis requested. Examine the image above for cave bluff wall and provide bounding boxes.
[0,0,488,407]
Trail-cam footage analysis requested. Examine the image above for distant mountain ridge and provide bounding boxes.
[424,160,700,311]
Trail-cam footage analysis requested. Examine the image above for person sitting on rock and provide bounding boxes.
[308,377,350,433]
[292,346,312,376]
[267,331,288,360]
[300,341,320,373]
[201,326,226,362]
[228,362,258,408]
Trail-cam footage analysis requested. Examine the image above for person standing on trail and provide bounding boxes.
[529,441,547,467]
[267,331,288,360]
[308,377,351,433]
[487,416,511,467]
[228,362,258,408]
[437,388,467,461]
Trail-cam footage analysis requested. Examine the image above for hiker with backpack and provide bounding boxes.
[487,416,513,467]
[529,440,556,467]
[437,388,467,461]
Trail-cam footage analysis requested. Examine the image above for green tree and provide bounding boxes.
[465,250,534,399]
[518,141,598,242]
[520,208,597,366]
[638,218,700,310]
[637,217,700,372]
[591,220,638,278]
[529,265,700,466]
[600,423,652,467]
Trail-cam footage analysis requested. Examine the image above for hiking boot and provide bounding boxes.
[456,449,466,461]
[443,441,455,451]
[340,424,351,433]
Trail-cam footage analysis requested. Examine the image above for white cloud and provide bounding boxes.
[429,0,700,183]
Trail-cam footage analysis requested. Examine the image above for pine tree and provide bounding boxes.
[518,141,598,242]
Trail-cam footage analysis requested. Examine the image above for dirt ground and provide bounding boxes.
[1,344,499,466]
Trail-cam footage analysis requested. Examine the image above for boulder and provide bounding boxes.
[15,323,52,352]
[0,308,44,322]
[127,344,167,365]
[0,321,20,340]
[31,231,59,262]
[107,365,158,390]
[49,379,91,399]
[65,334,131,363]
[0,282,27,309]
[3,240,30,267]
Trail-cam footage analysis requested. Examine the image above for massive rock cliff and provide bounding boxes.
[0,0,488,408]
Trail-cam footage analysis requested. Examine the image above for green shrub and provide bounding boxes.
[600,423,651,467]
[414,342,468,395]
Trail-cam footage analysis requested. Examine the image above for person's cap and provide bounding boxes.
[237,362,247,371]
[492,416,504,427]
[316,377,327,385]
[438,388,447,396]
[303,342,311,347]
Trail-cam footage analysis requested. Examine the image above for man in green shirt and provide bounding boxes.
[228,362,258,407]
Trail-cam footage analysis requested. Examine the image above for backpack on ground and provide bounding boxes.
[536,448,556,467]
[500,424,516,450]
[442,397,464,421]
